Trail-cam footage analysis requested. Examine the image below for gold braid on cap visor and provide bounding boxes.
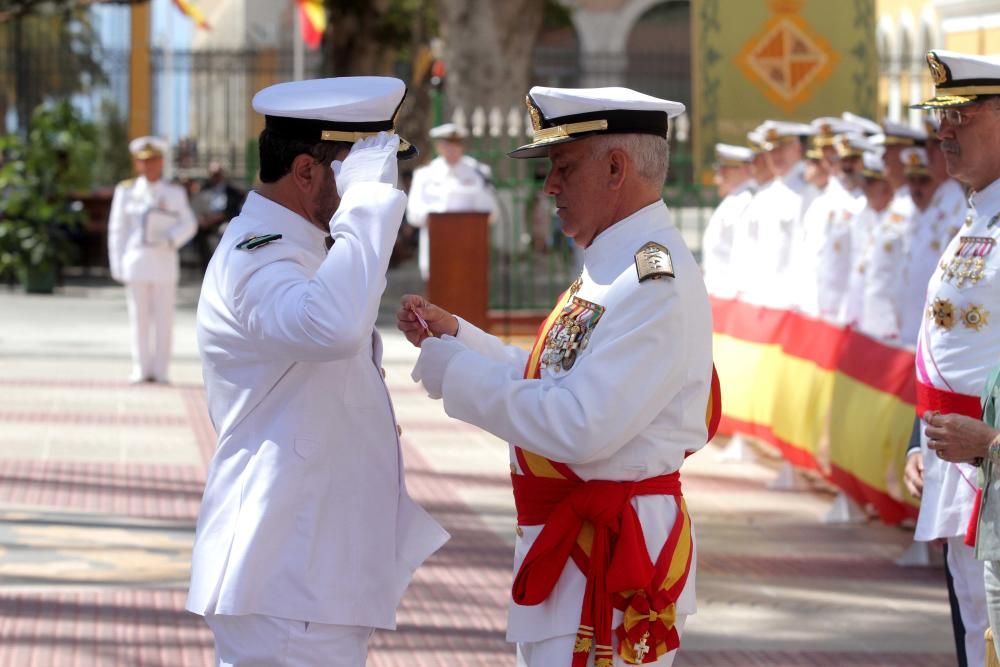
[320,129,412,152]
[531,119,609,145]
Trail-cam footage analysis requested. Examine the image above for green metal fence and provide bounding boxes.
[464,129,719,313]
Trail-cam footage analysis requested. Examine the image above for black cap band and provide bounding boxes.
[539,108,669,138]
[265,115,395,143]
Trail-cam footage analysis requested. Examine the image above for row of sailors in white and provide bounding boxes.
[703,112,968,347]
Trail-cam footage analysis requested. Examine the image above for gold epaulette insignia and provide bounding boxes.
[634,241,674,282]
[118,178,135,188]
[236,233,282,251]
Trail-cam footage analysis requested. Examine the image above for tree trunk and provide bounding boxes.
[437,0,546,116]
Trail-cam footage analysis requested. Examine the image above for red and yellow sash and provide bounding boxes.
[512,286,721,665]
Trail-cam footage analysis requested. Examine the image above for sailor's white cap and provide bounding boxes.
[128,136,167,160]
[509,86,685,159]
[715,143,754,166]
[861,151,887,179]
[835,132,876,158]
[756,120,814,151]
[810,117,859,146]
[252,76,417,159]
[841,112,882,136]
[901,147,930,176]
[913,49,1000,108]
[429,123,467,140]
[873,119,928,146]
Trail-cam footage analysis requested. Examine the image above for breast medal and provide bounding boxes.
[540,296,606,373]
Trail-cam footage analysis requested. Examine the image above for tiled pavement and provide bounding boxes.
[0,268,958,666]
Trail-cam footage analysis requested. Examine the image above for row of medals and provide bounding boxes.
[941,214,999,287]
[542,278,586,372]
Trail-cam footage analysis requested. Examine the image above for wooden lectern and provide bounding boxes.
[426,211,490,330]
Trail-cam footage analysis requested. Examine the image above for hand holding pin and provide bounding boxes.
[411,305,433,338]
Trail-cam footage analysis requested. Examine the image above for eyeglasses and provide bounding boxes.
[933,106,983,127]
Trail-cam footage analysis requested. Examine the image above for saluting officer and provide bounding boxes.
[186,77,448,666]
[107,136,197,383]
[398,86,716,667]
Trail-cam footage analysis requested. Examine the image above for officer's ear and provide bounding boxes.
[289,153,321,195]
[608,148,628,191]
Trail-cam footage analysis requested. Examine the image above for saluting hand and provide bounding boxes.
[397,294,459,347]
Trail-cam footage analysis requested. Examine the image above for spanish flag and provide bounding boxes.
[297,0,327,50]
[173,0,210,30]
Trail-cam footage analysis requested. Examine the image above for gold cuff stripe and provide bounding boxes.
[319,129,412,151]
[532,119,609,144]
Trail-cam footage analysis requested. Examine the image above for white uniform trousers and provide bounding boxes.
[124,281,175,382]
[984,560,1000,660]
[516,617,685,667]
[205,613,373,667]
[948,537,988,666]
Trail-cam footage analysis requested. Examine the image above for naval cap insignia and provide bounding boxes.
[927,52,949,86]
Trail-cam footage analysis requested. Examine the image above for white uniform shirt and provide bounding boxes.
[743,163,809,308]
[701,180,754,298]
[107,176,197,284]
[794,177,855,319]
[186,189,448,627]
[840,205,883,326]
[406,155,495,278]
[859,211,908,340]
[915,177,1000,541]
[441,201,712,642]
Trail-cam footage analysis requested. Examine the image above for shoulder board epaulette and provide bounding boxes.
[634,241,675,282]
[118,178,135,188]
[236,234,282,251]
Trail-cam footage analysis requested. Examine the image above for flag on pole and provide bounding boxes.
[297,0,327,50]
[173,0,211,30]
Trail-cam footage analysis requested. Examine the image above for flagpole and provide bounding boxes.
[293,0,304,81]
[163,0,176,180]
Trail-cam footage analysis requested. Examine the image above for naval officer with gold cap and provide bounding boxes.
[904,49,1000,667]
[186,76,448,666]
[107,135,197,383]
[398,86,715,667]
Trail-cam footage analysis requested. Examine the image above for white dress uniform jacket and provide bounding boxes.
[701,180,754,299]
[859,211,908,340]
[794,177,855,320]
[742,163,809,308]
[899,186,970,347]
[840,205,883,327]
[406,155,495,279]
[915,178,1000,541]
[186,188,448,628]
[107,175,197,284]
[439,201,711,643]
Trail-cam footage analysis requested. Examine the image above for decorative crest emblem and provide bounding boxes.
[927,52,949,86]
[525,95,544,132]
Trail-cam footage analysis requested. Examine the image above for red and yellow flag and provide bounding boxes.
[297,0,327,50]
[172,0,210,30]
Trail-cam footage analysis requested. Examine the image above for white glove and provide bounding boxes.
[332,132,400,197]
[411,335,466,400]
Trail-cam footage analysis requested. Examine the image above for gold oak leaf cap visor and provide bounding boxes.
[509,86,685,159]
[912,50,1000,109]
[252,76,418,160]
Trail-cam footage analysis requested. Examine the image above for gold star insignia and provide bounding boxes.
[931,297,955,330]
[961,304,990,331]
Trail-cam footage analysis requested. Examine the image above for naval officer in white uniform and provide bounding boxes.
[399,86,714,667]
[701,143,754,298]
[186,77,449,666]
[905,49,1000,667]
[107,136,197,383]
[406,122,496,281]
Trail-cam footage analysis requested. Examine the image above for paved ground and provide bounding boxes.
[0,260,958,666]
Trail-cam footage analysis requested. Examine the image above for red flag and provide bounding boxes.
[297,0,327,50]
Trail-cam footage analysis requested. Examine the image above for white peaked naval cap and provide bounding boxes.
[429,122,467,140]
[876,119,928,145]
[757,120,814,151]
[129,136,168,159]
[861,151,887,178]
[811,117,860,145]
[901,147,930,176]
[841,112,882,135]
[914,49,1000,108]
[252,76,417,159]
[836,132,876,158]
[715,143,754,166]
[510,86,685,158]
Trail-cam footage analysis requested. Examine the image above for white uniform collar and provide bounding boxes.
[584,200,667,266]
[970,177,1000,217]
[240,191,329,253]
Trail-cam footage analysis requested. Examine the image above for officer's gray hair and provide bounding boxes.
[589,134,669,186]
